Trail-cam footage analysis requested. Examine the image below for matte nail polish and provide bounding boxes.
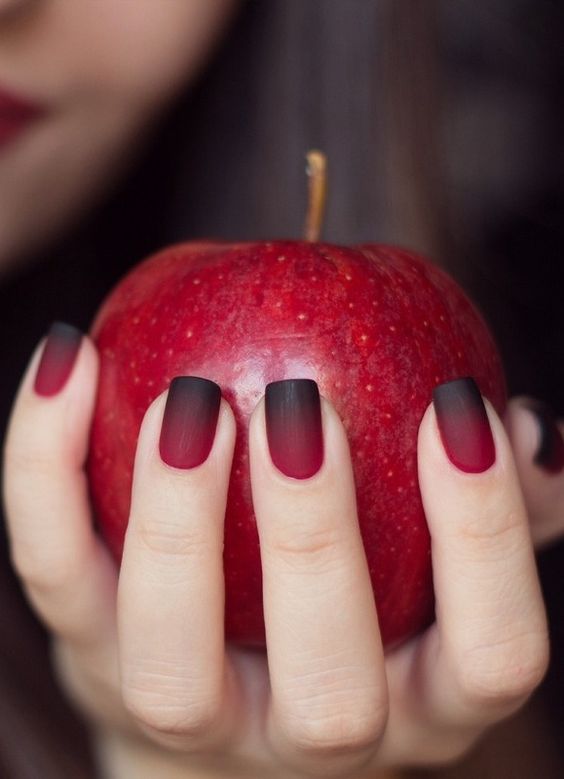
[159,376,221,469]
[265,379,323,479]
[433,377,496,473]
[34,322,82,397]
[528,402,564,475]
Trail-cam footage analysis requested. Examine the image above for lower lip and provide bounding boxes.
[0,90,44,150]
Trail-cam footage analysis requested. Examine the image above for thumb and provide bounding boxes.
[505,397,564,550]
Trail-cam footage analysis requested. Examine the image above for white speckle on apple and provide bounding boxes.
[297,312,307,320]
[389,325,396,332]
[186,329,193,338]
[384,412,391,419]
[345,274,352,281]
[439,314,445,322]
[147,380,154,387]
[311,275,317,281]
[360,333,368,342]
[397,487,404,494]
[423,320,429,327]
[133,376,140,385]
[387,470,394,478]
[166,348,173,357]
[277,255,286,262]
[129,360,136,369]
[151,351,158,359]
[348,302,354,309]
[372,299,378,306]
[218,273,224,280]
[193,278,201,285]
[275,300,282,308]
[457,350,463,358]
[132,316,140,325]
[150,316,157,326]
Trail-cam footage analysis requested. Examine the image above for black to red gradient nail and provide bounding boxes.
[433,377,496,474]
[527,402,564,475]
[159,376,221,469]
[265,379,323,479]
[34,322,82,397]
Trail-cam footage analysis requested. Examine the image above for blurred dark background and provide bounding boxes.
[0,1,562,776]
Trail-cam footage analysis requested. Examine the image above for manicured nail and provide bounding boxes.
[527,402,564,475]
[34,322,82,397]
[433,377,496,473]
[265,379,323,479]
[159,376,221,469]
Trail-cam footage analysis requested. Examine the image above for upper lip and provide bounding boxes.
[0,83,46,121]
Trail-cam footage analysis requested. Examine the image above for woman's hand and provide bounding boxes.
[2,326,556,778]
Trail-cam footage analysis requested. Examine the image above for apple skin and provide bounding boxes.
[88,240,506,649]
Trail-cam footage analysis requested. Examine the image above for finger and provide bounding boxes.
[380,379,549,767]
[118,377,241,751]
[505,397,564,549]
[249,380,387,777]
[3,323,117,647]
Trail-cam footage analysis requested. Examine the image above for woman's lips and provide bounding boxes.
[0,86,46,149]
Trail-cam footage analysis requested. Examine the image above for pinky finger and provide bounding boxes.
[505,397,564,549]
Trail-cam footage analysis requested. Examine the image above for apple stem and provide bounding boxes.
[304,150,327,242]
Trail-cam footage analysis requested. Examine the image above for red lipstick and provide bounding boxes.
[0,86,45,149]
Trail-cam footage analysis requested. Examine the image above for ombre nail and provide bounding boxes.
[528,402,564,475]
[433,377,496,474]
[34,322,82,397]
[159,376,221,469]
[265,379,323,479]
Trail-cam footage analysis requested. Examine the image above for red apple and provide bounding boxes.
[88,238,505,650]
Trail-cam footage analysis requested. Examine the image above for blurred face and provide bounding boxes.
[0,0,237,271]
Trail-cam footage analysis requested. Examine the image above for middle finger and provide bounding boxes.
[249,380,387,777]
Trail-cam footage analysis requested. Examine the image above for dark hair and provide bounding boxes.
[0,1,563,775]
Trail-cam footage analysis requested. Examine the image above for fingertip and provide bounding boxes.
[135,381,236,477]
[506,397,564,477]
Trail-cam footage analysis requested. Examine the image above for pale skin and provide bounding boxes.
[3,335,563,778]
[1,1,563,776]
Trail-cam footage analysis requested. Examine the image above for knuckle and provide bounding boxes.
[4,442,57,482]
[269,524,346,574]
[11,543,82,593]
[458,508,523,552]
[283,709,383,757]
[134,516,211,559]
[456,630,550,708]
[122,661,221,739]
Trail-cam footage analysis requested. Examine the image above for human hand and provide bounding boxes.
[2,325,551,778]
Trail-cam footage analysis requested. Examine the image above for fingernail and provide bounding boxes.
[265,379,323,479]
[34,322,82,397]
[159,376,221,469]
[527,402,564,475]
[433,377,496,473]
